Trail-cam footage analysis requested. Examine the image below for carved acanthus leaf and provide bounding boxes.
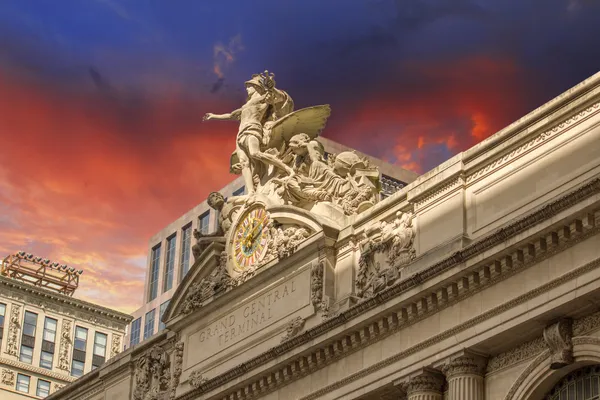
[169,342,184,399]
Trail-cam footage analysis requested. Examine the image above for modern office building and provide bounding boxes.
[124,137,419,348]
[0,252,132,399]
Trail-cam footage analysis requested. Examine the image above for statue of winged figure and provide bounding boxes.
[203,71,331,195]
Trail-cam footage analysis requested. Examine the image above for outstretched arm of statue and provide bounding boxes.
[203,108,242,121]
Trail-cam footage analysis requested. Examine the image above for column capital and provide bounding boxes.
[442,354,487,378]
[407,369,445,395]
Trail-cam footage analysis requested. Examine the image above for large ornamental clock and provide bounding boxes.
[232,206,270,272]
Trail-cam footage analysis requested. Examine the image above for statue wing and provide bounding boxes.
[267,105,331,148]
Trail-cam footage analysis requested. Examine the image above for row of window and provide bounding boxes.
[16,374,51,397]
[1,304,109,378]
[147,186,245,303]
[129,300,170,347]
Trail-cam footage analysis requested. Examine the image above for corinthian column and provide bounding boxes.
[407,370,445,400]
[442,355,487,400]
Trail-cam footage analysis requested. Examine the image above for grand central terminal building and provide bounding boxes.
[49,70,600,400]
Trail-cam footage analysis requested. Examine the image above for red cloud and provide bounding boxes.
[325,55,528,173]
[0,73,238,312]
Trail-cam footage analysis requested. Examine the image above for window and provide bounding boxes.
[71,359,85,377]
[92,332,107,369]
[159,300,170,331]
[545,365,600,399]
[144,309,155,340]
[149,244,161,301]
[23,311,38,337]
[40,351,53,369]
[163,235,176,293]
[180,224,192,279]
[130,318,141,347]
[0,303,5,340]
[43,317,57,342]
[19,344,33,363]
[74,326,88,351]
[199,211,210,234]
[37,379,51,397]
[232,186,245,196]
[16,374,30,393]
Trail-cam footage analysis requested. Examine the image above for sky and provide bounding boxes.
[1,0,600,314]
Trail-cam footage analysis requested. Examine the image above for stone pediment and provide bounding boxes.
[163,200,337,327]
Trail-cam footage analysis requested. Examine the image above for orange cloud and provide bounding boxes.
[0,72,239,312]
[213,34,244,79]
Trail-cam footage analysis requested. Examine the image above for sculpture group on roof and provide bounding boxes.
[203,70,381,218]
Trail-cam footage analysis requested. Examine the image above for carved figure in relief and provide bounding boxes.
[274,134,380,215]
[204,71,296,194]
[5,305,21,356]
[357,211,416,298]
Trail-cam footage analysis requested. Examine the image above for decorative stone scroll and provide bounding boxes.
[5,304,21,356]
[57,320,73,371]
[182,253,232,315]
[281,317,306,342]
[357,211,416,298]
[543,319,574,369]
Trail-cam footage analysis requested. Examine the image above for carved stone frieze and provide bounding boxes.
[189,370,207,389]
[543,319,574,369]
[1,368,15,386]
[133,345,171,400]
[487,337,546,373]
[281,317,306,342]
[57,319,73,371]
[110,335,122,358]
[5,304,22,356]
[266,221,310,260]
[357,211,416,298]
[573,310,600,336]
[311,262,324,309]
[169,342,184,400]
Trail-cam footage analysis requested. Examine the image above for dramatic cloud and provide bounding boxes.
[0,0,599,314]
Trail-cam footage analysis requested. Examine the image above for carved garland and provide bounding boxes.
[170,342,184,400]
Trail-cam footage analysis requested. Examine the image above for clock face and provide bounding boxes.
[232,207,270,272]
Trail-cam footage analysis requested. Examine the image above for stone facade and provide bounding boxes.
[48,71,600,400]
[0,272,132,399]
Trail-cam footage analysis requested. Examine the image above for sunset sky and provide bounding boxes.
[1,0,600,314]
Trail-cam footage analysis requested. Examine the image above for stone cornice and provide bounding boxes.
[0,356,76,383]
[0,276,132,325]
[176,178,600,400]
